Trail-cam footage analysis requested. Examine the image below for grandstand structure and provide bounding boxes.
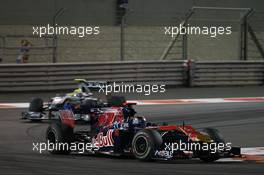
[0,0,263,63]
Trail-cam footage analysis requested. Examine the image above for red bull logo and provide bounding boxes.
[92,130,114,147]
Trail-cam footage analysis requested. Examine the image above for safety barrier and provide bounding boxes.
[191,61,264,86]
[0,61,185,91]
[0,60,263,91]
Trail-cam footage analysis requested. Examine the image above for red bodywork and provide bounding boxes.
[96,106,200,139]
[97,107,123,130]
[60,110,75,128]
[59,106,200,140]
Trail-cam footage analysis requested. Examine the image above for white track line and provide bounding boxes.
[0,103,29,108]
[216,158,244,162]
[1,97,264,108]
[241,147,264,155]
[128,97,264,105]
[209,147,264,162]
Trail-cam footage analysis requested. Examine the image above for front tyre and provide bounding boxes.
[29,97,43,112]
[199,128,225,162]
[132,129,162,161]
[200,155,220,162]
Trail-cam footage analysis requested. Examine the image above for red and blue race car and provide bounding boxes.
[45,101,241,162]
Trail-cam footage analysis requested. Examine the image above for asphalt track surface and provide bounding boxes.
[0,87,264,175]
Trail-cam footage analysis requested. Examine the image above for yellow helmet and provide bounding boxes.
[73,88,82,94]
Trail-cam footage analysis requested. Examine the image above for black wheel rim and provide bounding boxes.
[135,136,148,155]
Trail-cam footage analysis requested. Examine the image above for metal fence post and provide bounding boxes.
[52,8,66,63]
[120,12,126,61]
[239,8,253,60]
[52,35,57,63]
[120,15,125,61]
[182,33,188,60]
[243,18,248,60]
[1,37,5,61]
[239,15,248,60]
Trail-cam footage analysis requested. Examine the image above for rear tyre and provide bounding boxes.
[132,129,162,161]
[199,128,225,162]
[46,122,74,154]
[29,97,43,112]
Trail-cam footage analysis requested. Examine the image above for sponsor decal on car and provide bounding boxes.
[155,150,173,159]
[59,110,75,128]
[92,130,114,148]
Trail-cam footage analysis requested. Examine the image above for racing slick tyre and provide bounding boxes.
[132,129,162,161]
[199,128,225,162]
[46,122,74,155]
[202,128,225,143]
[107,96,126,107]
[29,97,43,112]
